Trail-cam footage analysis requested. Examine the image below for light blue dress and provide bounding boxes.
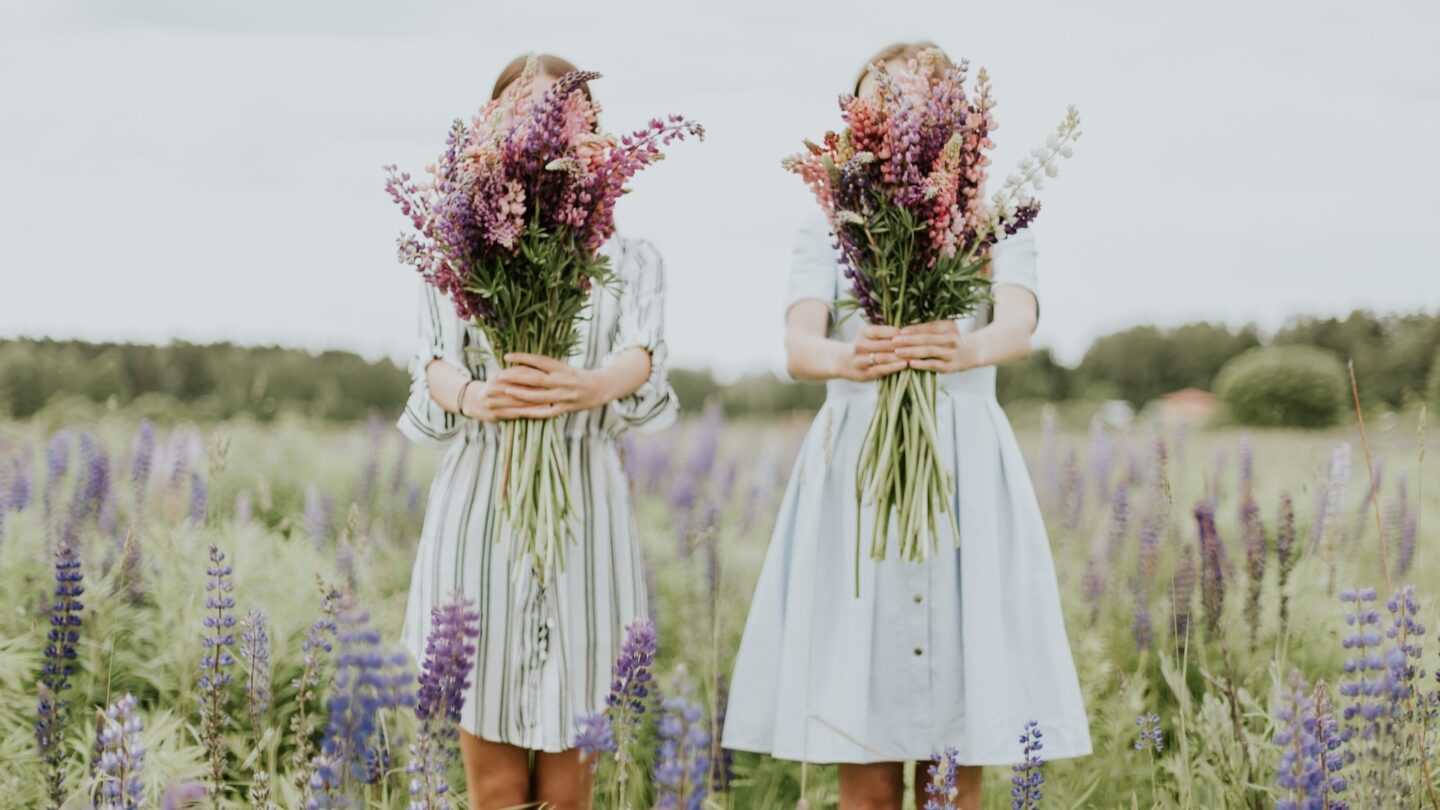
[722,217,1092,765]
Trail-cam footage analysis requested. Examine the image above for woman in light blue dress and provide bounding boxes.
[722,43,1092,810]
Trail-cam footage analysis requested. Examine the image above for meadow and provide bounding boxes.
[0,400,1435,809]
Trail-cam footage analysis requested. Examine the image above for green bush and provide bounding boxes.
[1215,345,1348,428]
[1430,348,1440,407]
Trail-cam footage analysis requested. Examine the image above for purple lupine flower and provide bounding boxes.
[314,596,416,797]
[610,618,658,717]
[1170,539,1197,645]
[95,692,146,810]
[0,451,10,514]
[37,541,84,809]
[1061,448,1085,532]
[1194,502,1226,637]
[1134,713,1163,753]
[603,618,659,798]
[354,412,385,507]
[1039,406,1061,510]
[1241,494,1267,651]
[574,712,616,769]
[924,747,962,810]
[303,483,333,542]
[1319,444,1351,593]
[44,430,73,515]
[160,781,207,810]
[187,470,207,524]
[1275,670,1349,810]
[199,544,237,799]
[72,431,111,522]
[1275,493,1297,637]
[1132,512,1160,650]
[1088,419,1113,503]
[10,451,33,512]
[1010,720,1045,810]
[653,679,710,810]
[1106,484,1130,564]
[1237,432,1253,496]
[1207,446,1227,507]
[415,594,481,728]
[132,419,156,495]
[292,583,343,801]
[239,609,272,744]
[1388,476,1415,577]
[1338,586,1385,747]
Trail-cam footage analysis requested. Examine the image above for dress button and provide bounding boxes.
[913,647,924,656]
[913,593,923,604]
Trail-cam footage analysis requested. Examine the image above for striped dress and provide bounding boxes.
[397,236,677,752]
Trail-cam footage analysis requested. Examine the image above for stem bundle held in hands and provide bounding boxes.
[783,49,1080,592]
[385,57,702,580]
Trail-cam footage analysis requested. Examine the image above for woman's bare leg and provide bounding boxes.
[459,731,530,810]
[913,761,983,810]
[533,748,593,810]
[838,762,904,810]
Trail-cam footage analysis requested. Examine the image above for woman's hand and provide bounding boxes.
[837,324,908,382]
[893,320,979,374]
[460,377,551,422]
[477,352,605,420]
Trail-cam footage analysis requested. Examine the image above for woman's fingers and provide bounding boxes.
[891,333,958,349]
[856,336,897,353]
[493,366,550,388]
[504,352,568,373]
[859,324,900,341]
[502,385,573,405]
[862,359,909,380]
[899,320,956,336]
[894,345,950,360]
[906,358,955,372]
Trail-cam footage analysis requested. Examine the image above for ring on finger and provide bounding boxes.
[869,352,877,367]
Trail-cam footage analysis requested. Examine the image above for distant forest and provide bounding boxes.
[1,310,1436,422]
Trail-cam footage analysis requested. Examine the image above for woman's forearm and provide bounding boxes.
[580,346,652,407]
[424,358,472,415]
[785,331,850,381]
[963,286,1038,368]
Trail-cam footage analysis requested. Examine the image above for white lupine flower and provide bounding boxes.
[834,210,866,226]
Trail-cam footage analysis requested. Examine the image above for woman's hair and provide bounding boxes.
[853,41,952,94]
[491,53,593,101]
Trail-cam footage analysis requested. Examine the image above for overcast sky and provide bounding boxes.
[2,0,1436,377]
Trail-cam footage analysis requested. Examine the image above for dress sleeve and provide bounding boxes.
[397,280,472,447]
[989,229,1040,325]
[601,239,679,434]
[783,213,840,318]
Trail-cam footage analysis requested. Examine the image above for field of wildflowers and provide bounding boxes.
[0,401,1435,808]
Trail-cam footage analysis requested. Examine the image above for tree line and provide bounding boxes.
[1,310,1436,423]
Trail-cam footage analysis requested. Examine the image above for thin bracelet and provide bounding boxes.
[456,379,476,415]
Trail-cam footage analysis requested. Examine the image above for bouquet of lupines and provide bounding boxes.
[783,49,1080,587]
[385,57,702,578]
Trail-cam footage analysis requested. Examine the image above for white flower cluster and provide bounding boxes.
[989,104,1083,231]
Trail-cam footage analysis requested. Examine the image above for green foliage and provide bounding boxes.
[1215,345,1348,428]
[997,347,1073,403]
[1430,347,1440,408]
[0,339,408,423]
[1275,311,1440,408]
[1077,323,1262,409]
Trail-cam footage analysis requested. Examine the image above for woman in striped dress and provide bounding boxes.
[396,54,678,810]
